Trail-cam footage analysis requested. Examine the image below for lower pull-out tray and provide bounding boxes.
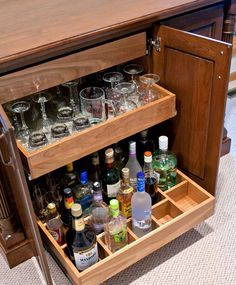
[38,170,215,285]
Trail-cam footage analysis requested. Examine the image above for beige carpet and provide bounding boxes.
[1,97,236,285]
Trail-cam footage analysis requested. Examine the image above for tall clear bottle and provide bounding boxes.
[103,148,121,204]
[104,199,128,253]
[84,182,109,234]
[131,172,152,237]
[66,204,98,271]
[125,141,142,188]
[116,167,134,218]
[143,151,159,205]
[152,136,177,191]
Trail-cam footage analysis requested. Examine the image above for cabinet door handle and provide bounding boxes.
[0,132,13,166]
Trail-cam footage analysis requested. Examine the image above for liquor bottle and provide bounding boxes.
[61,187,74,228]
[137,129,155,166]
[90,152,102,184]
[104,199,128,253]
[84,182,109,234]
[114,146,126,177]
[74,171,93,211]
[103,148,121,203]
[116,168,134,218]
[131,172,152,237]
[62,162,79,189]
[143,151,159,205]
[125,141,142,188]
[46,202,64,245]
[66,204,99,271]
[152,136,177,191]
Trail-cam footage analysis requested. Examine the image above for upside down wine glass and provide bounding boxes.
[123,63,143,89]
[139,73,160,104]
[114,82,137,113]
[61,81,80,116]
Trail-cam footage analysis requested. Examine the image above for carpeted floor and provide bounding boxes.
[1,96,236,285]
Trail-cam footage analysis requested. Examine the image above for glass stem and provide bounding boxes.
[40,102,48,121]
[20,112,28,131]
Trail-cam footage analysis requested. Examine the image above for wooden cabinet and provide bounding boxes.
[0,1,233,284]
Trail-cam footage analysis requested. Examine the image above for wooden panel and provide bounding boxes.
[161,4,224,40]
[38,170,214,285]
[153,25,232,195]
[0,33,146,104]
[17,84,176,179]
[0,0,221,72]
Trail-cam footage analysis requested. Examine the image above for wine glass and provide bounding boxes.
[139,73,160,104]
[114,82,137,113]
[11,101,31,143]
[123,63,143,88]
[61,81,80,116]
[32,92,53,134]
[103,72,124,90]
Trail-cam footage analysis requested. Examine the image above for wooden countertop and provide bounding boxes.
[0,0,222,72]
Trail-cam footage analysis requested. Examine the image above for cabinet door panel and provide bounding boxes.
[153,25,232,195]
[0,105,53,284]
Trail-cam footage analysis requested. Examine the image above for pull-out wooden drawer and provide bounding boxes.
[16,84,176,179]
[38,170,215,285]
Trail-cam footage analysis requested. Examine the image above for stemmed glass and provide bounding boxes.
[61,81,80,116]
[103,72,124,90]
[139,73,160,104]
[32,92,53,134]
[123,63,143,89]
[11,101,31,143]
[114,82,137,113]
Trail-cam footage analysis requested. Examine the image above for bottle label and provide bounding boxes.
[120,202,132,218]
[74,243,98,271]
[132,214,152,235]
[79,194,92,211]
[112,227,127,244]
[64,196,74,209]
[123,187,133,194]
[107,180,121,197]
[73,218,85,231]
[47,217,63,244]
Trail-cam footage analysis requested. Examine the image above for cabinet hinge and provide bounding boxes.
[148,37,161,53]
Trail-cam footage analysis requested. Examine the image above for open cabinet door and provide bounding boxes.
[153,25,232,195]
[0,105,53,284]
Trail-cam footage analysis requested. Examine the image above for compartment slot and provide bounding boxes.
[152,200,183,226]
[165,180,211,212]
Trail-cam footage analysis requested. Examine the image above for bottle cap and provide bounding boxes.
[105,148,114,163]
[144,151,152,163]
[140,129,148,138]
[109,199,119,210]
[80,171,88,184]
[122,167,130,179]
[71,204,82,217]
[66,162,74,172]
[129,141,136,155]
[159,136,168,151]
[93,181,102,192]
[47,202,56,213]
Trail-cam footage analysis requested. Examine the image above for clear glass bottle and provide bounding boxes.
[66,204,98,271]
[131,172,152,237]
[61,187,74,228]
[143,151,159,205]
[103,148,121,204]
[84,182,109,234]
[62,162,79,189]
[125,141,142,188]
[104,199,128,253]
[74,171,93,211]
[46,202,64,245]
[152,136,177,191]
[116,168,134,218]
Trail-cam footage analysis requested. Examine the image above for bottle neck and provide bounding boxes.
[72,215,85,231]
[93,190,103,202]
[106,161,114,169]
[122,176,130,186]
[64,195,74,210]
[110,207,119,217]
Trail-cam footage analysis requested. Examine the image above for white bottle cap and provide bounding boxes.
[129,141,136,155]
[159,136,168,151]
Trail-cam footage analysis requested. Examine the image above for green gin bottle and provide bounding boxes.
[152,136,177,191]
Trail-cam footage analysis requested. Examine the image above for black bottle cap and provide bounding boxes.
[63,187,72,197]
[93,182,102,192]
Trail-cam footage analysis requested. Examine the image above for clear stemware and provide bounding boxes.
[123,63,143,88]
[32,91,53,134]
[61,81,80,116]
[11,100,31,142]
[103,72,124,90]
[114,82,137,113]
[139,73,160,104]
